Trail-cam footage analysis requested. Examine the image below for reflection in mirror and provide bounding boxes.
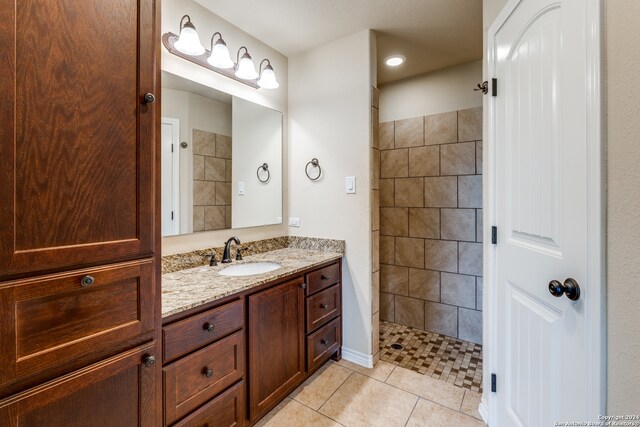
[160,71,283,237]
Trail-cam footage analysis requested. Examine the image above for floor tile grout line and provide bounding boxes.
[316,371,355,416]
[403,396,421,427]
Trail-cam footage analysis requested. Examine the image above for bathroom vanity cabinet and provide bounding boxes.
[0,0,161,424]
[161,259,342,426]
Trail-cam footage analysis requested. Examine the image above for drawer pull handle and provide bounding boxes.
[321,275,330,281]
[144,356,155,367]
[204,323,215,332]
[80,275,95,287]
[321,304,329,310]
[320,339,328,346]
[204,367,213,378]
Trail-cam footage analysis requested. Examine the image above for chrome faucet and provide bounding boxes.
[222,237,241,263]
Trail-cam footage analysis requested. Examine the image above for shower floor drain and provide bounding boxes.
[390,343,404,350]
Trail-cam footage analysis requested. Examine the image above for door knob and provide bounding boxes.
[548,278,581,301]
[143,92,156,104]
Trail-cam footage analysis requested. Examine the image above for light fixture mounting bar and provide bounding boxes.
[162,32,259,89]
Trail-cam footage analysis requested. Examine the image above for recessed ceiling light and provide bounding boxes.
[385,55,405,67]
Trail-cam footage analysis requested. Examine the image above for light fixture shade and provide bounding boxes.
[175,24,205,56]
[235,54,259,80]
[207,41,234,69]
[258,65,279,89]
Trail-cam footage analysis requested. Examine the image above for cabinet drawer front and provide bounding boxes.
[164,331,245,426]
[172,380,244,427]
[306,317,341,373]
[306,284,341,333]
[0,341,158,427]
[163,300,244,363]
[305,262,340,295]
[0,260,155,389]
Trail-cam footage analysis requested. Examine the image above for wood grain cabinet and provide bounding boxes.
[248,277,306,421]
[0,0,161,423]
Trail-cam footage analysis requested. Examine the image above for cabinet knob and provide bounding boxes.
[321,304,329,310]
[321,275,330,281]
[300,283,307,289]
[204,367,213,378]
[204,322,215,332]
[80,275,95,287]
[144,356,156,367]
[320,339,328,346]
[143,92,156,104]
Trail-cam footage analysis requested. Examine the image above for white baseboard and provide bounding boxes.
[479,399,489,425]
[341,347,373,368]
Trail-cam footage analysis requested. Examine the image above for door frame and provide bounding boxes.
[161,117,181,236]
[483,0,605,423]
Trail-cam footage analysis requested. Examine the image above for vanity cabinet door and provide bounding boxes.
[248,277,305,421]
[0,341,159,427]
[0,0,158,281]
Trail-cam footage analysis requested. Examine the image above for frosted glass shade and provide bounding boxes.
[207,42,234,69]
[174,25,205,56]
[258,66,279,89]
[235,54,258,80]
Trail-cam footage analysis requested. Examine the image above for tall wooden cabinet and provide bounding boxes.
[0,0,161,424]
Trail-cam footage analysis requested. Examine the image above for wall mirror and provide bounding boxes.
[161,71,283,237]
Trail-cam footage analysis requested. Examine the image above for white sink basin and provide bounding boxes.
[218,262,282,276]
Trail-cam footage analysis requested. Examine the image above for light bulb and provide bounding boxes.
[235,52,259,80]
[208,40,234,69]
[258,65,279,89]
[174,20,205,56]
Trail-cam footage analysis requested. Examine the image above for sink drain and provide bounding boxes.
[390,343,404,350]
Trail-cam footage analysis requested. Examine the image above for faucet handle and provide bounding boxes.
[236,248,243,261]
[209,253,218,266]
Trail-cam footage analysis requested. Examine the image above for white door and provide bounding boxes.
[161,117,180,236]
[488,0,603,425]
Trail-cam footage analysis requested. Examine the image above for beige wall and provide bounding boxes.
[484,0,640,414]
[604,0,640,414]
[162,0,288,255]
[379,60,483,123]
[288,30,374,358]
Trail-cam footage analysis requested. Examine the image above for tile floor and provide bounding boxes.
[379,321,483,392]
[255,359,485,427]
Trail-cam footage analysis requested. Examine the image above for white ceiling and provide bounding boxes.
[194,0,482,85]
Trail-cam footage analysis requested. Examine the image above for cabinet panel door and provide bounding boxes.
[0,341,159,427]
[0,0,158,280]
[0,259,155,395]
[248,277,305,420]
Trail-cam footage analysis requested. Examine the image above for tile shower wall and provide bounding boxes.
[193,129,232,231]
[371,87,381,361]
[379,107,483,344]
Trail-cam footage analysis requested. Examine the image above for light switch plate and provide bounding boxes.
[238,182,245,195]
[289,217,300,227]
[346,176,356,194]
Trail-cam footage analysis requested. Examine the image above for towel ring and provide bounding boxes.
[256,163,270,183]
[305,158,322,181]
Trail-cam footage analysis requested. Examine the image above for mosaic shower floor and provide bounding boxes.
[379,321,483,392]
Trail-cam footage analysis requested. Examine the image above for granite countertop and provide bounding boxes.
[162,248,343,318]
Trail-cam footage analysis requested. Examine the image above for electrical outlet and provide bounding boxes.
[289,217,300,227]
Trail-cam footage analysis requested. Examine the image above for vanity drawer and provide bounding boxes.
[0,259,155,390]
[163,299,244,363]
[306,317,341,373]
[305,262,340,295]
[172,380,244,427]
[163,330,245,426]
[306,284,341,333]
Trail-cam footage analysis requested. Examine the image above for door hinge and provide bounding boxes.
[492,78,497,97]
[171,211,174,220]
[491,226,497,244]
[491,373,497,392]
[171,143,174,153]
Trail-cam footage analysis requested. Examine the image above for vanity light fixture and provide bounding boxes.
[174,15,206,56]
[207,32,234,69]
[235,46,259,80]
[257,59,279,89]
[385,55,405,67]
